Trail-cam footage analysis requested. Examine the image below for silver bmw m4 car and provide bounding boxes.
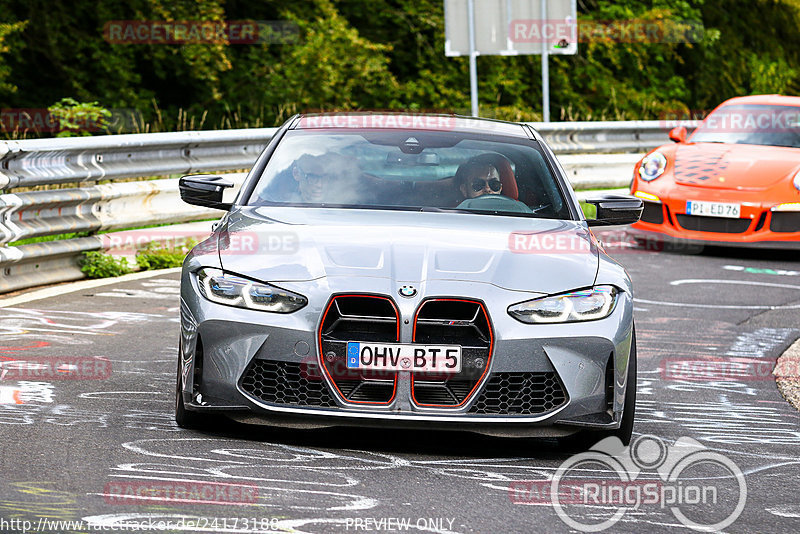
[176,113,643,447]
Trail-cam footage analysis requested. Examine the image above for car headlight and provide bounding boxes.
[638,152,667,182]
[794,169,800,192]
[195,268,307,313]
[508,286,619,324]
[772,203,800,212]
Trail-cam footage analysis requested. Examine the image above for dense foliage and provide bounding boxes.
[136,240,198,270]
[79,251,133,278]
[1,0,799,134]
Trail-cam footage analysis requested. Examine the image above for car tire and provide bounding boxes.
[613,335,637,445]
[559,331,637,450]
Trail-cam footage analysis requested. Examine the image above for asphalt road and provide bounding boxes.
[0,237,799,534]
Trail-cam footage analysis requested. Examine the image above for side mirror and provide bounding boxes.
[179,174,234,211]
[668,126,687,143]
[584,195,643,227]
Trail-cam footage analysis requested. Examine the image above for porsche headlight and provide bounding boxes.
[508,286,619,324]
[794,169,800,192]
[196,268,307,313]
[638,152,667,182]
[772,203,800,212]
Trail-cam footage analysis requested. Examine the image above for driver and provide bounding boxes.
[455,155,503,200]
[454,153,533,213]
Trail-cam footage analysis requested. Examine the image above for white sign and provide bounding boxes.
[445,0,578,56]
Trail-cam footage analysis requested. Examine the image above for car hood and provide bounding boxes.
[216,207,599,294]
[670,143,799,190]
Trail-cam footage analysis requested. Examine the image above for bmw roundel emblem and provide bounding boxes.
[399,285,417,298]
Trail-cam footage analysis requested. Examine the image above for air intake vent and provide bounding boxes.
[412,299,492,407]
[676,214,750,234]
[240,360,336,407]
[770,212,800,233]
[639,201,664,224]
[319,295,399,404]
[469,372,566,415]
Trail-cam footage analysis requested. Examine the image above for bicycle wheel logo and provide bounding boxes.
[550,435,747,532]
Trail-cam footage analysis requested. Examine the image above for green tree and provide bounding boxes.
[3,0,800,131]
[48,98,112,137]
[0,20,26,99]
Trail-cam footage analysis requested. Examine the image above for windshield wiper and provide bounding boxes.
[418,206,473,214]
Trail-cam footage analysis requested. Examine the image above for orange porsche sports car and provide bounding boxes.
[629,95,800,248]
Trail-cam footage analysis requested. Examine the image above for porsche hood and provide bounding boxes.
[214,207,599,295]
[670,143,799,189]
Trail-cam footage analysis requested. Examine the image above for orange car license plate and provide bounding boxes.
[686,201,741,218]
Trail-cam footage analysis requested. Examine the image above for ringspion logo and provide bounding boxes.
[510,435,747,532]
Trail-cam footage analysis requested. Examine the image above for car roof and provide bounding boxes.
[291,112,531,138]
[718,94,800,107]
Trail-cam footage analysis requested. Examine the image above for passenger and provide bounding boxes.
[291,153,362,204]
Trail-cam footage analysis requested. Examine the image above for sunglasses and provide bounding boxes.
[470,178,502,192]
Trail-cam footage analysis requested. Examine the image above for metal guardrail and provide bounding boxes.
[0,173,247,245]
[0,174,247,294]
[531,120,697,154]
[0,237,102,293]
[0,120,699,294]
[0,120,698,189]
[558,153,645,190]
[0,129,276,189]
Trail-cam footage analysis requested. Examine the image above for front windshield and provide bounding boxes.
[691,104,800,148]
[247,129,571,219]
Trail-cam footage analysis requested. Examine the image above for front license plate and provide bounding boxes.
[686,201,741,218]
[346,342,462,373]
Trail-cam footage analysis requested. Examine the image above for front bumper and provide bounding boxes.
[630,185,800,248]
[628,224,800,250]
[179,271,635,438]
